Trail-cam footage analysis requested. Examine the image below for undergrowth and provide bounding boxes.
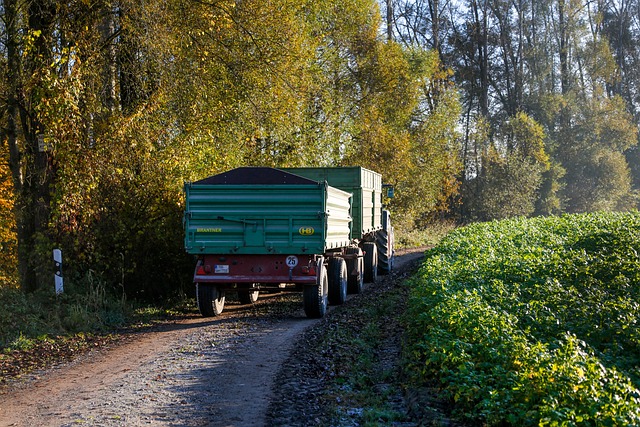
[0,270,191,353]
[395,221,456,249]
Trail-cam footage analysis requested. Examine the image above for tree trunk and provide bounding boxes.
[5,0,57,292]
[5,0,29,290]
[472,0,489,117]
[386,0,394,41]
[428,0,440,56]
[558,0,570,95]
[100,8,118,115]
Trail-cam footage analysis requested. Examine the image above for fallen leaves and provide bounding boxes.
[0,334,119,387]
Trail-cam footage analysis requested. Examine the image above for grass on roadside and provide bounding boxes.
[320,285,410,426]
[310,227,454,426]
[395,221,456,249]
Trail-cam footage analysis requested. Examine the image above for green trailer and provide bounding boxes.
[282,167,382,240]
[183,166,394,318]
[283,167,394,277]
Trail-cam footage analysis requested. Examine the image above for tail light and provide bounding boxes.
[301,265,316,276]
[195,259,208,275]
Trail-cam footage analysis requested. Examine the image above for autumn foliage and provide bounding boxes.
[0,144,17,287]
[0,0,459,310]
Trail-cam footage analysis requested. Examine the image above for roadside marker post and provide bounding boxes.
[53,249,63,295]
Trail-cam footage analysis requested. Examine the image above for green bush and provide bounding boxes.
[0,287,50,347]
[406,212,640,425]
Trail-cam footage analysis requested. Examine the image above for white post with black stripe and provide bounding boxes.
[53,248,63,295]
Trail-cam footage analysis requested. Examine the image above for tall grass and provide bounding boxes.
[0,271,129,350]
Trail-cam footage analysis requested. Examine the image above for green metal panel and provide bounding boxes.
[184,168,352,255]
[326,185,353,249]
[283,167,383,239]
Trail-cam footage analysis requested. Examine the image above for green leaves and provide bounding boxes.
[406,212,640,425]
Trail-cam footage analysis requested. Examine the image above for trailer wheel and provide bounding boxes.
[376,229,394,275]
[377,210,394,275]
[303,261,328,318]
[363,242,378,283]
[345,247,364,294]
[197,283,225,317]
[328,257,347,305]
[238,283,260,305]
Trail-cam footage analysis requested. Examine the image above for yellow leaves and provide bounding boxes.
[500,111,550,169]
[0,145,18,287]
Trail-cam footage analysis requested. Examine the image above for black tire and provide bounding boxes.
[303,261,328,318]
[363,242,378,283]
[377,229,394,274]
[345,247,364,294]
[328,257,347,305]
[197,283,225,317]
[238,283,260,305]
[377,210,394,275]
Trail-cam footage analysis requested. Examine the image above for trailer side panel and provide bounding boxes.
[184,168,352,255]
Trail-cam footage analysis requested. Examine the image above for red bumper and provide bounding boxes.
[193,254,318,284]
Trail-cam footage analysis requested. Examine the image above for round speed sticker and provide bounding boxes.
[286,255,298,268]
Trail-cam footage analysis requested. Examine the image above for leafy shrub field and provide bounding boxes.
[406,212,640,425]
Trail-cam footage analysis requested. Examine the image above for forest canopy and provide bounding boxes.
[1,0,639,297]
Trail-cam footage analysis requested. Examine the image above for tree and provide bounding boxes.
[1,0,190,294]
[387,0,639,220]
[463,111,550,220]
[3,0,59,291]
[390,0,455,58]
[469,151,545,220]
[555,94,637,212]
[2,0,460,298]
[340,28,461,227]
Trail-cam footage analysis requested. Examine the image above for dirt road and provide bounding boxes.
[0,249,425,427]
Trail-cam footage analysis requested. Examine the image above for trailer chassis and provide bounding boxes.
[193,250,366,318]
